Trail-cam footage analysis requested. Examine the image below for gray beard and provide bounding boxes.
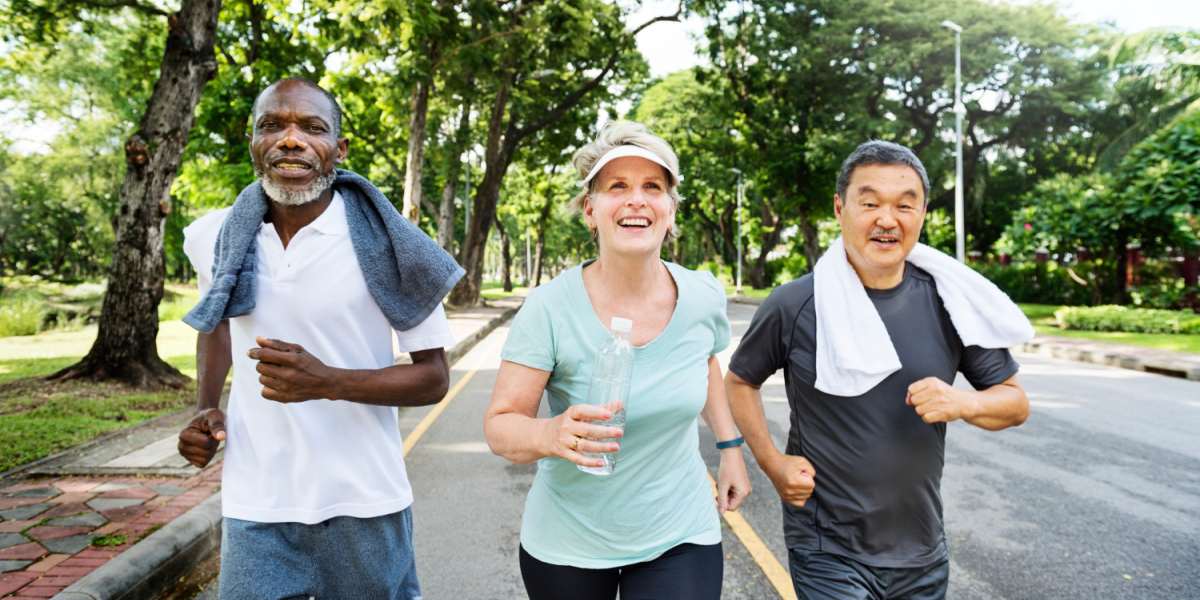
[257,168,337,206]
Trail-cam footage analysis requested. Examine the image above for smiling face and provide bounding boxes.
[834,163,927,288]
[583,156,676,259]
[250,80,347,206]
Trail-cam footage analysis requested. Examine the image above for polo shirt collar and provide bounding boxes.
[300,190,348,237]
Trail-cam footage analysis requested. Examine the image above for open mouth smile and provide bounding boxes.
[269,158,315,177]
[618,216,652,229]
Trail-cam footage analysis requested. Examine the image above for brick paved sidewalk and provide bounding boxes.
[0,464,222,598]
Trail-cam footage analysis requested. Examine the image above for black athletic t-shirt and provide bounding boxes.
[729,264,1019,568]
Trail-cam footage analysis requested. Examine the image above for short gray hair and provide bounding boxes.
[570,120,682,240]
[836,140,930,202]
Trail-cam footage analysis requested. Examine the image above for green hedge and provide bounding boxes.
[1054,305,1200,334]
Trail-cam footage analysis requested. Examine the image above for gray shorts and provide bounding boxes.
[789,548,948,600]
[218,508,421,600]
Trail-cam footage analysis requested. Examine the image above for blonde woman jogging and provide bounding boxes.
[484,121,751,600]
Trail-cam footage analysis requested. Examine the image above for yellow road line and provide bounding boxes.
[709,474,797,600]
[403,368,479,456]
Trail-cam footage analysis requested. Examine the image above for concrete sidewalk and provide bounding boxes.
[729,295,1200,382]
[0,297,520,600]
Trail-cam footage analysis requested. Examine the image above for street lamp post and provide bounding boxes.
[942,19,965,263]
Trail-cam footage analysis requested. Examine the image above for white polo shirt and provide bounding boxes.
[183,192,454,524]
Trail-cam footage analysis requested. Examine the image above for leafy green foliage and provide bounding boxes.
[0,0,1194,305]
[0,13,164,280]
[634,70,745,269]
[1128,280,1200,311]
[1116,109,1200,253]
[998,173,1119,258]
[921,208,956,256]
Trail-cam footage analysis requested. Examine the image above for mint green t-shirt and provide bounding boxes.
[501,261,731,568]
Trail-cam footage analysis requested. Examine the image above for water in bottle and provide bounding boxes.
[578,317,634,476]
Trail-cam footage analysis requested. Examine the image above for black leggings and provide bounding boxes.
[519,542,723,600]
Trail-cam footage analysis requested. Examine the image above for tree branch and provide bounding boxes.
[247,0,262,66]
[512,2,682,141]
[345,116,407,185]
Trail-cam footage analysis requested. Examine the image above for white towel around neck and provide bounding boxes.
[813,236,1033,397]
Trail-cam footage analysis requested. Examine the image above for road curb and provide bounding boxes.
[51,300,522,600]
[446,302,521,366]
[1019,338,1200,381]
[727,295,1200,382]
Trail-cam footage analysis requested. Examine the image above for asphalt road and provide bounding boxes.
[190,300,1200,599]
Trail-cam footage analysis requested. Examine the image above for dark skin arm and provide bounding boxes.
[249,337,450,407]
[177,320,232,468]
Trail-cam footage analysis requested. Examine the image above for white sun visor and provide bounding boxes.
[581,144,682,187]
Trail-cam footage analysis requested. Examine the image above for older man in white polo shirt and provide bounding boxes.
[177,78,462,599]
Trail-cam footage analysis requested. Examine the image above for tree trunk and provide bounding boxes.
[747,203,784,289]
[533,233,545,287]
[437,100,472,253]
[50,0,220,388]
[498,218,513,293]
[798,211,822,274]
[447,75,515,308]
[444,6,679,307]
[449,147,513,306]
[532,192,552,286]
[401,74,433,223]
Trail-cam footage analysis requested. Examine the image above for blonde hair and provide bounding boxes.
[569,121,682,239]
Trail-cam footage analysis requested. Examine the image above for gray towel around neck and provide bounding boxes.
[183,169,465,333]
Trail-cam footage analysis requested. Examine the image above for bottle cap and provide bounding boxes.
[610,317,633,333]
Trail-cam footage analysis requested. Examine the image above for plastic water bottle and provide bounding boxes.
[578,317,634,476]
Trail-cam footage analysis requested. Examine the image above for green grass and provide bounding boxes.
[1018,303,1061,323]
[725,285,773,299]
[0,303,200,473]
[480,283,531,300]
[158,284,200,322]
[91,533,127,547]
[0,278,198,335]
[1019,303,1200,354]
[0,375,192,473]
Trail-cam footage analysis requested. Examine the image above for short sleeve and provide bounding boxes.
[500,290,556,372]
[729,286,793,386]
[959,345,1019,390]
[699,271,731,355]
[393,304,455,353]
[182,209,227,296]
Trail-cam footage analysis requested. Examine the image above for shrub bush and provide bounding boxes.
[0,291,48,337]
[976,261,1096,306]
[1128,280,1200,312]
[1054,305,1200,334]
